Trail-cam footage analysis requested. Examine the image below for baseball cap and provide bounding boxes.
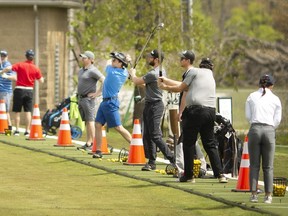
[259,74,274,87]
[0,50,8,56]
[25,49,35,57]
[179,50,195,62]
[110,52,128,68]
[79,51,95,60]
[148,49,164,60]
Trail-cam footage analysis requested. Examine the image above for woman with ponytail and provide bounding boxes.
[245,74,282,204]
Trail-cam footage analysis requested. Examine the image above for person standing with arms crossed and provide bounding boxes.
[129,49,175,171]
[158,50,228,183]
[0,49,44,136]
[77,51,105,150]
[93,52,132,158]
[0,50,16,131]
[246,74,282,204]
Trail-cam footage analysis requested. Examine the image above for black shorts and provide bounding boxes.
[12,88,33,112]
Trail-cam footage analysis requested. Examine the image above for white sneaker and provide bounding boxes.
[264,195,272,204]
[250,194,258,203]
[218,174,228,183]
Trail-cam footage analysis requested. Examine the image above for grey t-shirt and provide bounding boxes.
[183,67,216,108]
[77,64,104,96]
[143,66,166,103]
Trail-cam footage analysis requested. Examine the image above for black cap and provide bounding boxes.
[199,57,213,70]
[0,50,8,56]
[179,50,195,62]
[25,49,35,57]
[148,49,164,60]
[110,52,128,68]
[259,74,274,87]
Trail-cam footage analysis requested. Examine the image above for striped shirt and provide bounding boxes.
[0,60,15,93]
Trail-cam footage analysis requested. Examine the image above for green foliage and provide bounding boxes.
[71,0,217,78]
[225,2,283,41]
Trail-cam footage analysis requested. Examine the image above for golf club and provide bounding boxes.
[131,23,164,104]
[132,22,164,69]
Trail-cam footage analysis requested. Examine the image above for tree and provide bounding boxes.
[213,1,285,87]
[70,0,216,122]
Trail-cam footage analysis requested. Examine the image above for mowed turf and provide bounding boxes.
[0,136,286,216]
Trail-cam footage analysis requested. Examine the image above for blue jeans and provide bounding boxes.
[182,105,223,178]
[248,124,275,193]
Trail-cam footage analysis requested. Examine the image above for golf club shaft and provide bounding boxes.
[133,23,164,69]
[158,24,162,77]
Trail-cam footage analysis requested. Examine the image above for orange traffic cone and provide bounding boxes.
[26,104,45,140]
[232,135,250,192]
[54,108,74,147]
[89,126,111,155]
[0,99,8,134]
[124,119,146,165]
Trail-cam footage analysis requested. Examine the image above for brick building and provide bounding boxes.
[0,0,82,123]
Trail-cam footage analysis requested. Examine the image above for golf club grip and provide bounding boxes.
[159,70,162,77]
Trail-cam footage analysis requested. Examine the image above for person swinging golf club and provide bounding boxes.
[93,51,132,158]
[129,49,175,171]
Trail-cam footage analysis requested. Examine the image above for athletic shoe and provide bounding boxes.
[92,150,103,158]
[264,195,272,204]
[250,194,258,203]
[179,175,195,183]
[13,131,20,136]
[24,131,29,137]
[218,174,228,183]
[77,143,92,151]
[141,163,156,171]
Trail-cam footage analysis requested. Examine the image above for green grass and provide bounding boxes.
[0,142,265,216]
[1,134,287,216]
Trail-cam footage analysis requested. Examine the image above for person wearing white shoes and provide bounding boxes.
[158,51,228,183]
[246,74,282,204]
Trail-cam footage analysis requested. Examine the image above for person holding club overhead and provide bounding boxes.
[129,49,175,171]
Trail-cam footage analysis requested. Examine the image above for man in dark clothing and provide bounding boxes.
[158,51,228,183]
[129,49,175,171]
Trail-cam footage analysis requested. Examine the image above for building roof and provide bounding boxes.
[0,0,82,8]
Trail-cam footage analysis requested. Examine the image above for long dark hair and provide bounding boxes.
[259,74,274,96]
[199,58,213,71]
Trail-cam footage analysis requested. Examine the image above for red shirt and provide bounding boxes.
[12,60,42,87]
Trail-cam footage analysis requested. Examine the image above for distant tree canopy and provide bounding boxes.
[218,1,286,88]
[71,0,287,87]
[225,2,283,41]
[71,0,215,80]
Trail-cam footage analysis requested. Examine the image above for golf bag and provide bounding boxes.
[42,96,82,139]
[214,113,243,177]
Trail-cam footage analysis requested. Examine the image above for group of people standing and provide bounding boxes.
[0,49,44,136]
[1,47,282,204]
[77,48,282,205]
[77,48,227,183]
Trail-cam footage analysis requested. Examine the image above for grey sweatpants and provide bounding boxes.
[248,124,275,193]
